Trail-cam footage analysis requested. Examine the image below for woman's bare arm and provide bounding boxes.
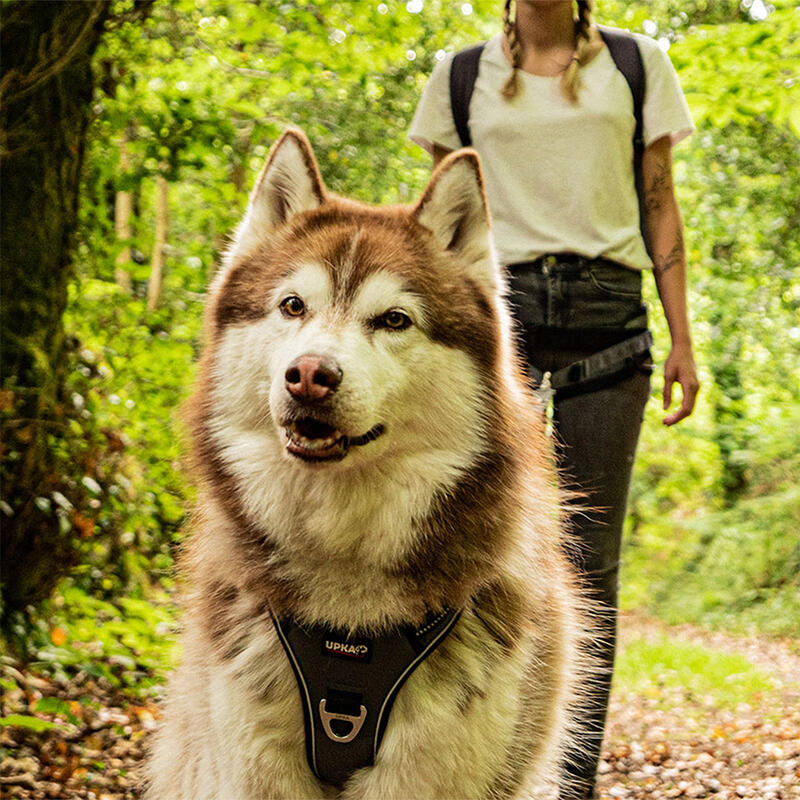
[642,135,700,426]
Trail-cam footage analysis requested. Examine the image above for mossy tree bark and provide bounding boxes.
[0,2,111,620]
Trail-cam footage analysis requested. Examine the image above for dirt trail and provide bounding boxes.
[1,614,798,799]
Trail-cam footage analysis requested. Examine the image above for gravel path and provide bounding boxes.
[595,613,800,800]
[1,614,798,799]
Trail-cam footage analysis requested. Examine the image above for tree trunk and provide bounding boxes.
[146,175,169,311]
[114,133,133,291]
[0,1,110,619]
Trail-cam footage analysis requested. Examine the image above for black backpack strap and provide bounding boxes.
[449,43,485,147]
[597,26,650,256]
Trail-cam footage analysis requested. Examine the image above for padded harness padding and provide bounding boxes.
[449,29,649,253]
[272,607,461,786]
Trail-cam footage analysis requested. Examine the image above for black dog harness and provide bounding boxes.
[271,607,461,786]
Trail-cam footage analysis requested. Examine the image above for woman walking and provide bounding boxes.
[409,2,699,797]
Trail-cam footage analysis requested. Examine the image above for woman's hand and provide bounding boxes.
[662,343,699,425]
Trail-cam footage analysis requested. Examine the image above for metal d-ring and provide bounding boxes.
[319,699,367,743]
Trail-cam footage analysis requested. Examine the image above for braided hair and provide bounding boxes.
[500,0,522,99]
[501,0,602,103]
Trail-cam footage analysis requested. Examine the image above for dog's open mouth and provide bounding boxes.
[284,418,384,462]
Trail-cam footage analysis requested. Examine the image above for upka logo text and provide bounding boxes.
[324,639,370,659]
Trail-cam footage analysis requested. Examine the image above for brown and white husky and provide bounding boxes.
[145,129,589,800]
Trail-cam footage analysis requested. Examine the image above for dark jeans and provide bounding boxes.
[506,257,651,800]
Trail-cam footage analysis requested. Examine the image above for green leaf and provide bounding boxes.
[34,696,81,725]
[0,714,64,732]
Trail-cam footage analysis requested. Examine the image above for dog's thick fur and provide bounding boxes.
[146,130,589,799]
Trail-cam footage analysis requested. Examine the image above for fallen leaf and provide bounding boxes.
[15,425,33,443]
[50,627,67,647]
[71,512,95,538]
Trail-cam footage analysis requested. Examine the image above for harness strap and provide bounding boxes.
[529,329,653,400]
[271,607,461,787]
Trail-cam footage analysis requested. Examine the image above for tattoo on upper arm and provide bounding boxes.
[644,159,674,214]
[653,230,684,275]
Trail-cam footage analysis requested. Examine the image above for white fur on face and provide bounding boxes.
[207,265,489,567]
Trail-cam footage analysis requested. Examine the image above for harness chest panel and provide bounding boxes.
[271,608,461,786]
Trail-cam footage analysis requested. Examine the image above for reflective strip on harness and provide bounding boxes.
[271,607,461,787]
[529,330,653,399]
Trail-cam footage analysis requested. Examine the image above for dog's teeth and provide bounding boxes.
[286,429,342,451]
[302,436,335,450]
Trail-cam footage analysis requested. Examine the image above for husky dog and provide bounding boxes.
[146,130,588,800]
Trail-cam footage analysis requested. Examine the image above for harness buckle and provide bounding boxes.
[319,699,367,743]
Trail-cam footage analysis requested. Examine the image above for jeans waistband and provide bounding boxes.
[507,253,621,274]
[525,326,649,351]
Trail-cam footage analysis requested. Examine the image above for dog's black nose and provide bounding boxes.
[285,355,342,401]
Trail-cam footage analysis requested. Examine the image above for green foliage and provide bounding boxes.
[3,0,797,657]
[614,634,775,712]
[35,277,201,603]
[7,583,176,694]
[0,715,64,733]
[32,696,81,726]
[622,485,800,636]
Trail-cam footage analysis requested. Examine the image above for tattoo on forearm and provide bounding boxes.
[653,230,684,275]
[644,159,674,214]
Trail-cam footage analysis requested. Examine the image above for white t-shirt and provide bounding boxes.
[409,31,694,271]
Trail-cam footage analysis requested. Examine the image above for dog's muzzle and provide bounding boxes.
[282,353,383,462]
[283,418,385,462]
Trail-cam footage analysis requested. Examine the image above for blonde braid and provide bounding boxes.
[562,0,601,103]
[501,0,522,99]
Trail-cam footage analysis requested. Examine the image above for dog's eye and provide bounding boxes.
[374,310,412,331]
[280,296,306,318]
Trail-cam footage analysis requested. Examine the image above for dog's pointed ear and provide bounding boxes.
[413,150,498,292]
[229,129,325,260]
